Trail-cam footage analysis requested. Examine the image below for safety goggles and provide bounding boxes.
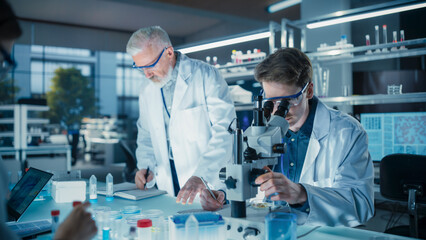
[261,82,309,108]
[132,46,169,72]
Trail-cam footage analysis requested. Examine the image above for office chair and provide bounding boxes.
[119,140,138,183]
[380,153,426,239]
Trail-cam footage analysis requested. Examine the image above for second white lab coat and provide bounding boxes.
[296,100,375,227]
[135,53,236,196]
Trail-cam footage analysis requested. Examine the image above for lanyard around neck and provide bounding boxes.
[160,88,170,118]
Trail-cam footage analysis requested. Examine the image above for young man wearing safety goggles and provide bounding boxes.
[200,48,374,227]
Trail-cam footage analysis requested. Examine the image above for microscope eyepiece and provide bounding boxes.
[274,99,290,118]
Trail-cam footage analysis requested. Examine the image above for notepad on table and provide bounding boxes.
[98,182,167,201]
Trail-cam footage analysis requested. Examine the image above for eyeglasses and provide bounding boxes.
[0,45,17,80]
[261,82,309,108]
[132,47,169,72]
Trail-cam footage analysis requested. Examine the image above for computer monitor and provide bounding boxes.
[360,112,426,161]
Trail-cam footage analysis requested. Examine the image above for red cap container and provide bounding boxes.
[51,210,60,216]
[72,201,82,207]
[137,219,152,228]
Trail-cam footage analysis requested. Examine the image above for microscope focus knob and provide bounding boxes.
[225,176,237,189]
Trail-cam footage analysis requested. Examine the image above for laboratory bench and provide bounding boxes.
[20,192,418,240]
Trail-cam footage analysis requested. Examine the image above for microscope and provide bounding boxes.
[218,95,290,239]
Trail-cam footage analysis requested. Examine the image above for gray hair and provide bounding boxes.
[126,26,172,56]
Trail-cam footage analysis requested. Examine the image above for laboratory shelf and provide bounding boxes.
[24,105,49,111]
[28,132,50,137]
[0,118,14,124]
[217,60,263,70]
[321,92,426,105]
[0,132,14,137]
[307,38,426,65]
[0,105,15,110]
[234,92,426,111]
[27,118,50,124]
[311,48,426,65]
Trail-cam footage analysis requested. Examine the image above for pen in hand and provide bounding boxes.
[143,167,150,189]
[200,177,218,201]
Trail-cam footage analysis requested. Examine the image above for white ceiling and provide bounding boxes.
[9,0,268,40]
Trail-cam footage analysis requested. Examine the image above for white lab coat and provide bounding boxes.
[135,53,236,196]
[296,100,375,227]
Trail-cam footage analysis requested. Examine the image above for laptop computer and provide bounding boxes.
[7,167,53,222]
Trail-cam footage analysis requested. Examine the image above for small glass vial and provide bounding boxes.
[51,210,60,234]
[106,173,114,202]
[137,219,152,240]
[89,175,97,203]
[374,25,381,53]
[365,35,373,55]
[205,56,211,64]
[400,30,407,50]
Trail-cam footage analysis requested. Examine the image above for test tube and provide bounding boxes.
[205,56,211,64]
[365,35,371,46]
[89,175,97,202]
[382,25,388,52]
[374,25,381,53]
[400,30,406,50]
[391,31,398,51]
[51,210,60,234]
[213,56,218,65]
[365,35,373,55]
[400,30,405,42]
[106,173,114,202]
[375,25,380,45]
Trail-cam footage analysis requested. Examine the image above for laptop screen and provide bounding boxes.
[7,168,53,221]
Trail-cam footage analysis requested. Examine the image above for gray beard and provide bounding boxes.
[151,65,173,88]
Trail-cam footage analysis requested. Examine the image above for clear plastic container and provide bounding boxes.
[143,209,164,240]
[265,212,297,240]
[108,210,123,239]
[185,214,199,240]
[126,215,146,227]
[51,210,60,234]
[169,212,225,240]
[106,173,114,201]
[121,206,141,215]
[137,219,152,240]
[93,208,112,240]
[89,175,97,202]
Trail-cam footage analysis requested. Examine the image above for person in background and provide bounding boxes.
[126,26,235,204]
[200,48,374,227]
[0,1,97,239]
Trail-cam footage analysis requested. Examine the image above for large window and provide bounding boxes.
[31,60,93,94]
[116,53,142,119]
[31,45,92,57]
